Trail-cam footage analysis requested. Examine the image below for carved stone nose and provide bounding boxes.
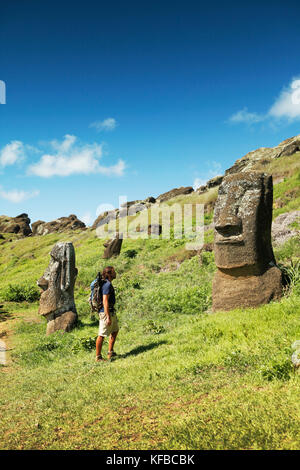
[37,276,49,292]
[215,214,242,236]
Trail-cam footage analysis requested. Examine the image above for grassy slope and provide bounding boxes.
[0,159,300,450]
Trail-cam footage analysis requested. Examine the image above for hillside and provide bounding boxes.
[0,137,300,450]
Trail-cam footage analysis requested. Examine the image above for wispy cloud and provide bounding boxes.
[228,77,300,125]
[0,186,40,203]
[28,134,126,178]
[0,141,25,167]
[228,108,265,124]
[193,161,222,190]
[89,118,118,132]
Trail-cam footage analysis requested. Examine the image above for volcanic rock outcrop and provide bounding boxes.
[92,197,157,229]
[0,213,32,237]
[225,134,300,176]
[37,242,78,335]
[212,171,283,312]
[156,186,194,203]
[32,215,86,236]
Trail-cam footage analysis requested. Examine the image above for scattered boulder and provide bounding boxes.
[31,220,46,235]
[120,202,148,218]
[272,211,300,246]
[37,242,78,335]
[32,215,86,236]
[212,172,283,312]
[92,210,118,229]
[195,176,223,195]
[92,197,156,228]
[206,175,223,189]
[156,186,194,203]
[196,185,207,194]
[0,213,32,237]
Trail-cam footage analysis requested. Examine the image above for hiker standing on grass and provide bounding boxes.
[94,266,119,362]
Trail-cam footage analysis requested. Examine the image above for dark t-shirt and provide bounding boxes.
[99,280,116,312]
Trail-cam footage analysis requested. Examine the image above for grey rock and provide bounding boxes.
[0,213,32,237]
[32,215,85,236]
[272,210,300,246]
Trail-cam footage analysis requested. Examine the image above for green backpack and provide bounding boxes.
[89,273,104,312]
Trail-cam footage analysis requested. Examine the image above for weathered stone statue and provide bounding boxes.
[212,171,283,311]
[37,242,78,334]
[103,233,123,259]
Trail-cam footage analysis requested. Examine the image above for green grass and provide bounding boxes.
[0,164,300,450]
[0,230,300,449]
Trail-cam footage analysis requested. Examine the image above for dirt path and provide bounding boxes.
[0,339,6,366]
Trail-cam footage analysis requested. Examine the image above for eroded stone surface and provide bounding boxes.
[32,215,85,236]
[103,234,123,259]
[37,242,78,334]
[212,171,283,311]
[0,213,32,237]
[272,210,300,246]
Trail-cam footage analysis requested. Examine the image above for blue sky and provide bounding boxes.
[1,0,300,225]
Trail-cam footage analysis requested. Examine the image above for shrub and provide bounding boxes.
[71,336,97,353]
[124,249,138,258]
[259,359,293,381]
[2,283,40,302]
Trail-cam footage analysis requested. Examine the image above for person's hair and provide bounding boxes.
[102,266,115,280]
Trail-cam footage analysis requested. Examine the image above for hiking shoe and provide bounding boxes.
[107,351,117,360]
[95,355,105,362]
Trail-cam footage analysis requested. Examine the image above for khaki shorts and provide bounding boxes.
[98,311,119,337]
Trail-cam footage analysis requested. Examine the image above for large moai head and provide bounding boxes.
[212,171,282,311]
[213,172,275,273]
[37,242,78,320]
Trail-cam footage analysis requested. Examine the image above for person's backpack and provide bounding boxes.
[89,273,104,312]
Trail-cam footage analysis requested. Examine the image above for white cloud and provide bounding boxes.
[89,118,118,132]
[0,187,40,203]
[0,141,25,167]
[193,177,207,190]
[28,134,126,178]
[80,212,93,226]
[228,77,300,124]
[50,134,77,152]
[269,77,300,119]
[228,108,264,124]
[193,161,222,190]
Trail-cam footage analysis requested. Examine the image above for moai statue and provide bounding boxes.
[103,233,123,259]
[212,171,283,312]
[37,242,78,335]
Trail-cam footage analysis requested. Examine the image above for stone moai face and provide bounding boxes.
[214,172,274,271]
[37,242,77,317]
